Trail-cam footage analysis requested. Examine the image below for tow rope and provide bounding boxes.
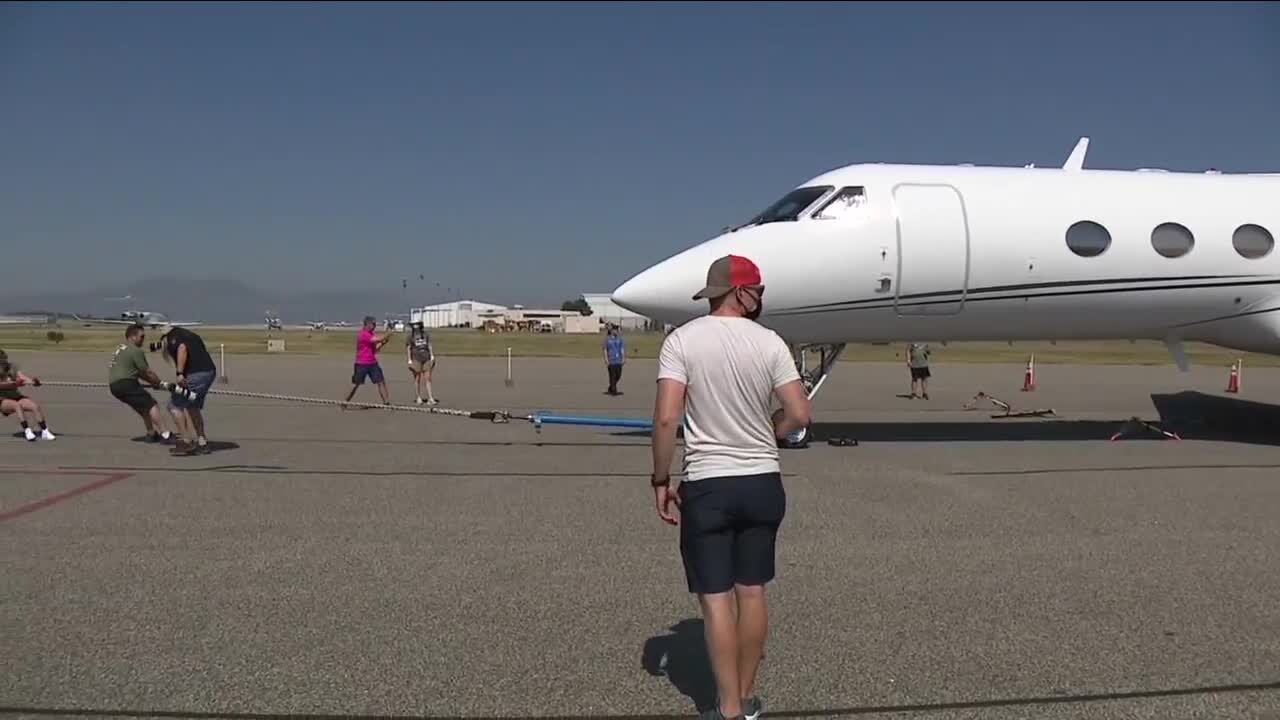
[34,380,652,431]
[28,381,865,445]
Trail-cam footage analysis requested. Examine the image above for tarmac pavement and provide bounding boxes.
[2,351,1278,719]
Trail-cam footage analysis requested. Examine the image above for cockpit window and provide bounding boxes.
[746,186,833,226]
[812,186,867,220]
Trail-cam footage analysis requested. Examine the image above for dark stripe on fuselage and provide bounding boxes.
[786,275,1263,312]
[771,277,1280,317]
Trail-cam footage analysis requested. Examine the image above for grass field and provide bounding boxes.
[2,323,1278,367]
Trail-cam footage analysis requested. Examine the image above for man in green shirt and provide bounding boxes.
[108,324,174,443]
[906,342,932,400]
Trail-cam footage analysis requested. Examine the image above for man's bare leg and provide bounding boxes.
[341,383,360,409]
[169,408,191,439]
[377,381,390,404]
[2,400,25,427]
[189,408,208,448]
[146,405,169,435]
[18,398,43,425]
[734,583,768,701]
[700,591,743,718]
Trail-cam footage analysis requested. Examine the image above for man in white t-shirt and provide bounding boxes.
[650,253,811,720]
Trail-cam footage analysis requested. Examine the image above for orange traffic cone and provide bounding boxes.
[1226,359,1240,393]
[1021,354,1036,392]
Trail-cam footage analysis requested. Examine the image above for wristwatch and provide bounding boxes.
[650,473,670,487]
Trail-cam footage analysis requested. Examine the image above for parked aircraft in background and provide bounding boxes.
[74,311,204,329]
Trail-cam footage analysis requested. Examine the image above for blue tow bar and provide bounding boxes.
[524,412,828,448]
[528,411,654,431]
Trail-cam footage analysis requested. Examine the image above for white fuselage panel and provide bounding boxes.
[612,163,1280,355]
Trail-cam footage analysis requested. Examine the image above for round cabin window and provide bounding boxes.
[1151,222,1195,258]
[1233,224,1274,259]
[1066,220,1111,258]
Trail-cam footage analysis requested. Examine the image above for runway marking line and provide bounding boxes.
[0,467,135,523]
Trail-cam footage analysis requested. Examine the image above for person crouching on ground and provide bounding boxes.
[108,324,175,444]
[0,354,56,441]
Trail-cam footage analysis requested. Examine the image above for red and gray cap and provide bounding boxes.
[692,254,764,300]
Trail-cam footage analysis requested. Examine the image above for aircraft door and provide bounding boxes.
[893,183,970,316]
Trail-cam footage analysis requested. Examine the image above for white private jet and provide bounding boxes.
[611,138,1280,438]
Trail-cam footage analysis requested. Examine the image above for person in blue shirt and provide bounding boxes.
[603,324,626,395]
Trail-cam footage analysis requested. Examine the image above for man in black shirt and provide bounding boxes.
[156,324,217,455]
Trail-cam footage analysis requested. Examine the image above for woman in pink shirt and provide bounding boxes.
[342,315,392,408]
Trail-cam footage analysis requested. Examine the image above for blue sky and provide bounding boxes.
[2,1,1277,306]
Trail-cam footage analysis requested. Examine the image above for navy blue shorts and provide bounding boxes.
[677,472,786,595]
[352,362,385,385]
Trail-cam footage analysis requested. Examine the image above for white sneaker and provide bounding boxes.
[41,429,56,441]
[24,428,36,441]
[416,397,424,405]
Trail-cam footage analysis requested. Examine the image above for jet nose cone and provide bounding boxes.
[612,260,700,323]
[610,271,657,316]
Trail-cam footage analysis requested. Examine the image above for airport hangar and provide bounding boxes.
[408,293,654,333]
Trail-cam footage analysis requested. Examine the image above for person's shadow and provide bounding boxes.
[642,618,717,712]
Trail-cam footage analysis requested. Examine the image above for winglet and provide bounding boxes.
[1063,137,1089,171]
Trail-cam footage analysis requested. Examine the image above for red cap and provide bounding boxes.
[693,255,763,300]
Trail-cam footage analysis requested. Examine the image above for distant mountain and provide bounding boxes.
[0,275,444,325]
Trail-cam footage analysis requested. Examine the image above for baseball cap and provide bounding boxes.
[692,254,764,300]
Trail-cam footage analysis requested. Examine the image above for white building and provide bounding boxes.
[580,293,653,330]
[409,295,655,332]
[410,300,507,329]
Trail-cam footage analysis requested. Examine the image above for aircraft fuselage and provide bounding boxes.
[613,161,1280,356]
